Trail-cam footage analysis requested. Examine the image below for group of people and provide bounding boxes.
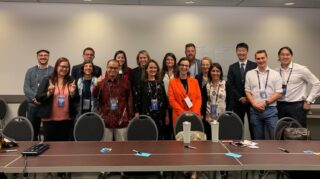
[23,43,320,142]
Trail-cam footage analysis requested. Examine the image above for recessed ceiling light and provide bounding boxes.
[185,1,195,4]
[284,2,295,6]
[83,0,92,2]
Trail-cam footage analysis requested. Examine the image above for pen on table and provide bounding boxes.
[132,149,141,154]
[278,147,290,153]
[184,145,197,150]
[0,149,17,153]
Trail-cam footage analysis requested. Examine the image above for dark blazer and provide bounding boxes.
[71,63,102,80]
[227,60,257,104]
[129,67,143,89]
[35,76,79,119]
[195,73,207,116]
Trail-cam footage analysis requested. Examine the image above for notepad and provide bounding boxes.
[225,152,242,158]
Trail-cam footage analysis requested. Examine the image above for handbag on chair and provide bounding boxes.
[283,128,311,140]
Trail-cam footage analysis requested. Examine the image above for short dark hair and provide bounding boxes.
[185,43,196,49]
[175,57,190,78]
[83,47,95,55]
[208,63,223,81]
[106,59,120,67]
[255,50,268,58]
[36,49,50,55]
[236,42,249,51]
[81,61,94,76]
[278,46,293,56]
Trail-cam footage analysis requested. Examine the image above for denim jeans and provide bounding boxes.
[27,103,41,141]
[250,106,278,140]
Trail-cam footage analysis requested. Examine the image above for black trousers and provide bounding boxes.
[277,101,307,127]
[233,102,254,139]
[163,108,174,140]
[43,120,73,141]
[27,103,41,141]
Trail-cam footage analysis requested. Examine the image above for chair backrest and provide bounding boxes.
[174,112,204,137]
[0,98,8,120]
[17,99,29,117]
[3,116,34,141]
[127,115,158,141]
[217,111,244,140]
[274,117,303,140]
[73,112,105,141]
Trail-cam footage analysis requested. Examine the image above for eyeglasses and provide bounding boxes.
[108,67,119,71]
[59,65,69,69]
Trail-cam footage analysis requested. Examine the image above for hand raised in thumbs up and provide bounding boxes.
[47,80,55,97]
[69,80,76,96]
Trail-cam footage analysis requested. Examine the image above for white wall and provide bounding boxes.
[1,2,320,95]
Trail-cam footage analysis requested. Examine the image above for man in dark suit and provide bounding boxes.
[71,47,102,80]
[227,42,257,139]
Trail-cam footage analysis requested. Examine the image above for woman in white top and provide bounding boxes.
[203,63,233,139]
[160,52,176,139]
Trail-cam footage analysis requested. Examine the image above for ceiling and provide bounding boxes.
[1,0,320,8]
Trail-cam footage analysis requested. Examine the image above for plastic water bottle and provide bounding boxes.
[211,120,219,142]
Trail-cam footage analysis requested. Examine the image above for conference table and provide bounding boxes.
[1,140,320,174]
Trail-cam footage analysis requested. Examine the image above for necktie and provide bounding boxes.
[240,63,245,80]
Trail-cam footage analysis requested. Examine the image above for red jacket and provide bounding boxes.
[168,77,202,126]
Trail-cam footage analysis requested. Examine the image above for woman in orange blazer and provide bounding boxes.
[168,57,202,126]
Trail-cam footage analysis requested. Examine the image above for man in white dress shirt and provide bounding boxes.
[275,46,320,127]
[245,50,282,139]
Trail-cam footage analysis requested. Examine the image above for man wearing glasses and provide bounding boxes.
[93,59,133,141]
[23,49,54,140]
[71,47,102,80]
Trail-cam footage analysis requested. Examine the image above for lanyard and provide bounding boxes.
[256,70,269,90]
[280,64,293,85]
[57,84,66,96]
[210,82,220,104]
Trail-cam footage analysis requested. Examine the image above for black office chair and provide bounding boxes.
[122,115,161,179]
[0,98,8,129]
[174,112,204,137]
[127,115,158,141]
[3,116,34,141]
[17,99,29,117]
[274,117,302,140]
[217,111,243,140]
[73,112,105,141]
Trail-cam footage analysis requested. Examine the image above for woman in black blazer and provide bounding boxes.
[36,57,79,141]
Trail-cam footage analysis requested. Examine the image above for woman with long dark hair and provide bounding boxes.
[203,63,233,139]
[160,53,176,139]
[105,50,132,80]
[36,57,78,141]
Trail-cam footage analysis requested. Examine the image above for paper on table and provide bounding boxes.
[225,152,242,158]
[135,152,151,157]
[100,148,112,153]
